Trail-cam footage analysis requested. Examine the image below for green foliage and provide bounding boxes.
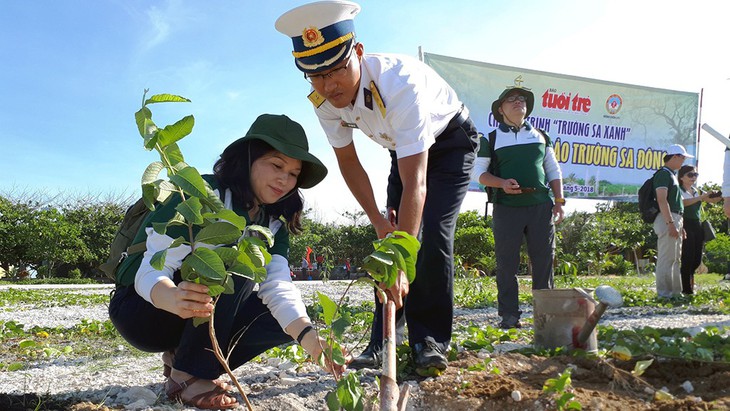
[599,325,730,362]
[361,231,420,287]
[542,368,582,410]
[454,210,493,267]
[705,233,730,274]
[132,90,271,323]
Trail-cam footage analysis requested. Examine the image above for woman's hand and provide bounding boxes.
[150,279,214,319]
[300,330,347,376]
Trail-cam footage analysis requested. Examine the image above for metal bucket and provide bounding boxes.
[532,288,598,352]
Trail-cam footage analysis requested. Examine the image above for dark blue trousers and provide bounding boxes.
[368,116,478,349]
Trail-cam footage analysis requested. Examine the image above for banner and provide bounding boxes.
[423,53,700,200]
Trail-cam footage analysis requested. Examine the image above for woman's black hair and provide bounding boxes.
[678,164,695,180]
[213,139,304,234]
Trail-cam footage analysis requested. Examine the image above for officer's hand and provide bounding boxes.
[724,199,730,219]
[373,215,396,239]
[501,178,522,195]
[386,207,397,226]
[377,270,409,309]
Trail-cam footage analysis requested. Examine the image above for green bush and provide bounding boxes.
[705,233,730,274]
[67,268,82,279]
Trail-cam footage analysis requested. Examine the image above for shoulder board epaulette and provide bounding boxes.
[370,81,386,118]
[308,90,325,108]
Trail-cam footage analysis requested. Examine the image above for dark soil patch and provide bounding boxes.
[417,351,730,410]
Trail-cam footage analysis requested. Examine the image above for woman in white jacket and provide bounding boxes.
[109,114,338,409]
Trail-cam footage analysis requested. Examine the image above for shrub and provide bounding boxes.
[705,233,730,274]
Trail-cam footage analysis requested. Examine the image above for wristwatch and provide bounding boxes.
[554,198,566,205]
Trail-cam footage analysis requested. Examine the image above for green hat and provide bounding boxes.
[230,114,327,189]
[491,87,534,125]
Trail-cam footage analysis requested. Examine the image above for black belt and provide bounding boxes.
[440,106,468,137]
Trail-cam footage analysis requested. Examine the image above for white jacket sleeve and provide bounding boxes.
[256,218,309,330]
[258,254,309,330]
[470,157,489,185]
[543,147,563,183]
[134,227,192,305]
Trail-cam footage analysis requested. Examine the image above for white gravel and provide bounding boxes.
[0,281,729,410]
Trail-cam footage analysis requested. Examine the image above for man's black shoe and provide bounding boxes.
[412,337,448,376]
[349,344,382,370]
[498,315,522,329]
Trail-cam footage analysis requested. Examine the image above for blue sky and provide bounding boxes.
[2,0,729,223]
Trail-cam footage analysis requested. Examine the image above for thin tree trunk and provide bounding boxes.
[379,299,399,411]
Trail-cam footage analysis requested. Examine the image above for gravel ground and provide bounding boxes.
[1,282,729,410]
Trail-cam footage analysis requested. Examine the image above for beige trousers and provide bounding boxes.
[653,212,683,298]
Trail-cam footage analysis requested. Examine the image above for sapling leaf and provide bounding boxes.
[157,115,195,148]
[380,241,407,272]
[392,243,416,283]
[214,247,239,266]
[207,283,225,297]
[176,197,204,225]
[144,128,160,150]
[169,236,186,249]
[252,266,267,283]
[163,142,185,167]
[134,106,153,137]
[186,247,226,281]
[331,317,349,339]
[369,250,394,265]
[170,166,208,199]
[203,209,248,230]
[150,249,168,270]
[142,162,165,185]
[145,93,191,104]
[632,359,654,376]
[142,183,157,210]
[229,262,255,280]
[156,180,176,203]
[195,221,240,245]
[318,291,338,326]
[180,261,196,281]
[222,274,235,295]
[169,212,186,226]
[245,225,275,247]
[152,221,168,235]
[200,184,225,212]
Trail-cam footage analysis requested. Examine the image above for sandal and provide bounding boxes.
[162,352,235,391]
[161,350,175,378]
[165,376,239,410]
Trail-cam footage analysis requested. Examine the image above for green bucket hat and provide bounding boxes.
[491,87,534,125]
[230,114,328,189]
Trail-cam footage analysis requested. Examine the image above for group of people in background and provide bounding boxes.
[105,1,730,409]
[652,144,728,299]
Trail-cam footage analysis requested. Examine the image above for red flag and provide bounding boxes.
[305,246,313,267]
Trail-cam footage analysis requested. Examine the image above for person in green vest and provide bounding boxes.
[653,144,692,299]
[471,85,565,329]
[109,114,342,409]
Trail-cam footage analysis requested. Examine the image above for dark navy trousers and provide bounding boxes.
[368,116,478,350]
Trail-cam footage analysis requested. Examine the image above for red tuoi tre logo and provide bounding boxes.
[541,89,592,113]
